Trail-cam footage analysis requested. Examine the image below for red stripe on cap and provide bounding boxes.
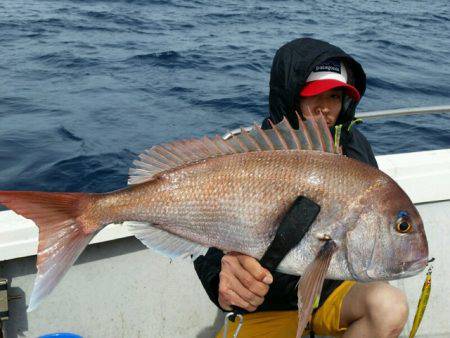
[300,79,361,102]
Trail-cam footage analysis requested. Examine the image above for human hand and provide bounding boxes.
[218,252,273,312]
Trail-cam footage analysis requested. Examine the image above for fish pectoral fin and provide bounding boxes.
[126,221,208,260]
[296,240,338,338]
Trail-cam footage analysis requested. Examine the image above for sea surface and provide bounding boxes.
[0,0,449,192]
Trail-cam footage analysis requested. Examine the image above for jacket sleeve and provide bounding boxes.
[193,247,225,310]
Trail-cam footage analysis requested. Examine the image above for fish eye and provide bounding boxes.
[395,219,412,233]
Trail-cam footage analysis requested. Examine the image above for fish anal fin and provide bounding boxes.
[296,240,338,338]
[126,222,208,260]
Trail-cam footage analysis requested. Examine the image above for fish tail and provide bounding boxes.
[0,190,102,311]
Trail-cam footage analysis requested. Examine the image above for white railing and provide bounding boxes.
[356,105,450,120]
[223,105,450,139]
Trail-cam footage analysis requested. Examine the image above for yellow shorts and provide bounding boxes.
[216,280,355,338]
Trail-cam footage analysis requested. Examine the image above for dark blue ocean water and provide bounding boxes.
[0,0,449,193]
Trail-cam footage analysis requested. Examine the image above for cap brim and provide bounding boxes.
[300,79,361,102]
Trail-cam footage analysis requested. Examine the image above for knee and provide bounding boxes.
[365,283,408,336]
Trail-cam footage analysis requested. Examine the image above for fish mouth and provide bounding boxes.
[365,257,429,281]
[392,258,429,279]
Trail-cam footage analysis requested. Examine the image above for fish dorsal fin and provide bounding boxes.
[128,112,340,185]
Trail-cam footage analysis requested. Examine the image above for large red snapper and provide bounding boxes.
[0,113,428,336]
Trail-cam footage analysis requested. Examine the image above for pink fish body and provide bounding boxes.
[0,113,428,315]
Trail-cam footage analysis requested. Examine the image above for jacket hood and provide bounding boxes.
[267,38,366,127]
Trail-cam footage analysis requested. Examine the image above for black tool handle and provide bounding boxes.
[228,196,320,321]
[259,196,320,270]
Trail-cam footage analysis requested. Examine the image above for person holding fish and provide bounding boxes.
[194,38,413,337]
[0,38,428,338]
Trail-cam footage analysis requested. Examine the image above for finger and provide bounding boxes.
[221,287,257,312]
[232,266,270,297]
[218,296,232,311]
[237,254,273,284]
[220,271,265,307]
[221,255,270,297]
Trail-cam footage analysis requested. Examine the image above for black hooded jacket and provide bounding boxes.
[194,38,378,312]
